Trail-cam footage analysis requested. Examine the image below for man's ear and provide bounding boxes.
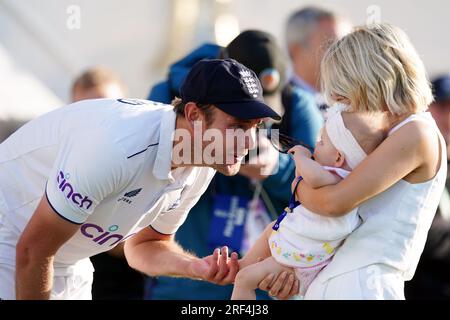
[184,102,201,128]
[288,43,300,60]
[335,151,345,168]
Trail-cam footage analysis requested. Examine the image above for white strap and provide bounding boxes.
[388,112,432,136]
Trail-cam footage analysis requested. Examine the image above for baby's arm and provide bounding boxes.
[289,146,341,189]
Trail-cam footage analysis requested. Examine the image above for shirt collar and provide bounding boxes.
[290,73,318,95]
[153,107,209,186]
[153,108,177,181]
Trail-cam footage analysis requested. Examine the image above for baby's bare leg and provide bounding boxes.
[239,221,275,270]
[232,256,294,300]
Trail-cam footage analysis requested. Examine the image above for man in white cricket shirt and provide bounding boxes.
[0,59,280,299]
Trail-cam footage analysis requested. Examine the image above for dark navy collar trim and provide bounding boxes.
[127,143,159,159]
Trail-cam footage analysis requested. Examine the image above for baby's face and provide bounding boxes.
[313,128,341,167]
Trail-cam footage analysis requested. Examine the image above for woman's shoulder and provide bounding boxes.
[389,113,444,182]
[385,119,440,171]
[388,111,435,135]
[388,112,439,143]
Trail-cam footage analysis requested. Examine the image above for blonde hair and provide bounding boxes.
[321,23,433,115]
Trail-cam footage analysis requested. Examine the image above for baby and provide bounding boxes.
[231,106,385,299]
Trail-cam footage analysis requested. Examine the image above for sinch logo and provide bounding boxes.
[57,171,92,209]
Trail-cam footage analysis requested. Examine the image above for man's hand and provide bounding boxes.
[189,246,240,285]
[258,271,300,299]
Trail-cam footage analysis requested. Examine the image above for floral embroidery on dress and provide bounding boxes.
[269,238,334,265]
[323,242,335,255]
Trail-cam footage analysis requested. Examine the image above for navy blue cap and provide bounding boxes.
[179,58,281,120]
[432,75,450,103]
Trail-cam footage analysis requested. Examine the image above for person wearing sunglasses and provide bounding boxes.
[231,105,385,299]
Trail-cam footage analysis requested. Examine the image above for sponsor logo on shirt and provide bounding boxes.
[57,171,93,210]
[80,223,136,247]
[117,188,142,204]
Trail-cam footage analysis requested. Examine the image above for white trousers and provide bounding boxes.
[304,264,405,300]
[0,262,93,300]
[0,215,93,300]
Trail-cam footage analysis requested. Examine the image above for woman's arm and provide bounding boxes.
[297,121,439,217]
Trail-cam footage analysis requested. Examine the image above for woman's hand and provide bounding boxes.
[258,271,300,299]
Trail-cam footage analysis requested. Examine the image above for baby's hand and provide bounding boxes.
[288,145,312,159]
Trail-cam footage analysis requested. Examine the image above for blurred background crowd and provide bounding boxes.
[1,0,449,300]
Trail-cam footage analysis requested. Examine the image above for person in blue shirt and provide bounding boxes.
[144,30,323,300]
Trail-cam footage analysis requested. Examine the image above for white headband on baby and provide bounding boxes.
[325,104,367,170]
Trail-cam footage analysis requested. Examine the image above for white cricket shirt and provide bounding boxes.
[0,98,215,267]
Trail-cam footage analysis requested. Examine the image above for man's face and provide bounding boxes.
[202,108,261,176]
[307,18,340,77]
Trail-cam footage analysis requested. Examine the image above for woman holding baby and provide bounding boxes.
[256,23,447,300]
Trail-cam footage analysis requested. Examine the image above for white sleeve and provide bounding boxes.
[46,131,130,224]
[150,168,215,235]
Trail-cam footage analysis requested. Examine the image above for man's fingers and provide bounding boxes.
[205,248,220,279]
[222,251,239,284]
[213,246,229,283]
